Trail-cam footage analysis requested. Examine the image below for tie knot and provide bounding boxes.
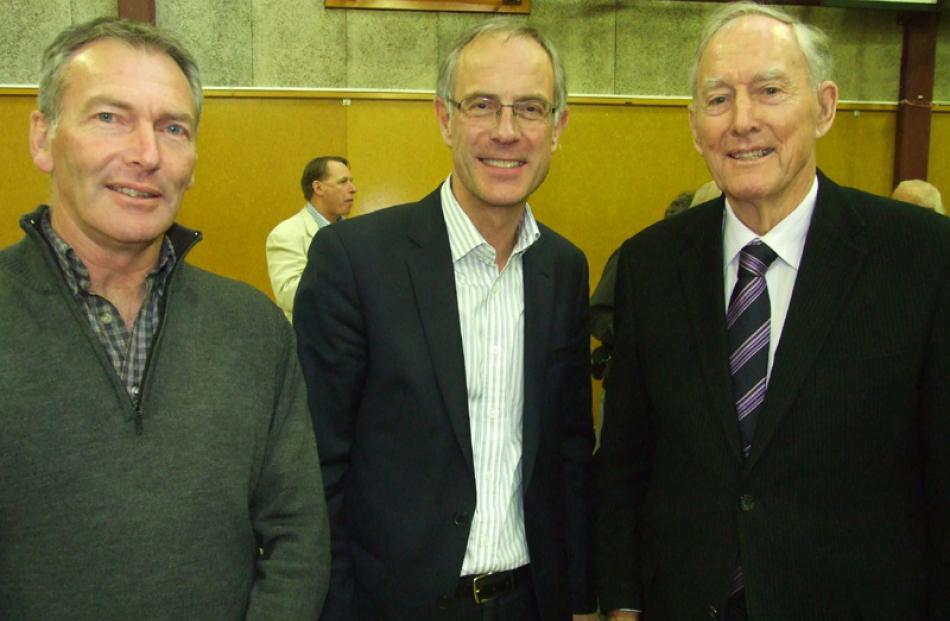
[739,241,777,277]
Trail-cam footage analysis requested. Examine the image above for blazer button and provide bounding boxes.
[707,604,719,618]
[739,494,756,511]
[453,512,470,527]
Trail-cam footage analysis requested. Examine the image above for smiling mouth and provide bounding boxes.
[730,148,774,161]
[109,185,159,199]
[481,158,525,169]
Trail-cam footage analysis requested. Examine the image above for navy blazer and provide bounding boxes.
[295,188,596,620]
[595,173,950,620]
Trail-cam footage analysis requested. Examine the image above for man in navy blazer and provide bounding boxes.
[595,3,950,620]
[295,21,597,620]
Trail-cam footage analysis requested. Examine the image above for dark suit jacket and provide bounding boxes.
[594,173,950,620]
[294,187,596,620]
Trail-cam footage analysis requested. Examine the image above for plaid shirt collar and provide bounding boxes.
[38,208,177,300]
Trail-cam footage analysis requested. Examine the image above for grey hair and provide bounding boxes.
[37,16,203,131]
[436,19,568,124]
[689,2,833,105]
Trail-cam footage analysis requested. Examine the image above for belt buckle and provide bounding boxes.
[471,572,495,604]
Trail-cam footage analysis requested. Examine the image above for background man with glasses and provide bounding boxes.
[294,19,597,621]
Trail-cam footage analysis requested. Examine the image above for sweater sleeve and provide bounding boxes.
[245,316,330,620]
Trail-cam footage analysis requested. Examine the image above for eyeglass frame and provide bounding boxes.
[446,95,558,123]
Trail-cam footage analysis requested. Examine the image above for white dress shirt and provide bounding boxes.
[440,177,538,575]
[722,176,818,378]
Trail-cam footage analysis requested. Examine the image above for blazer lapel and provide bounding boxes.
[747,174,869,467]
[679,200,747,461]
[406,192,474,468]
[521,237,554,489]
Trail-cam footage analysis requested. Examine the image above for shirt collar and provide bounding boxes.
[305,202,334,228]
[38,207,177,296]
[439,175,540,265]
[723,175,818,271]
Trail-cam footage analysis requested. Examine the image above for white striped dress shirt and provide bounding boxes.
[439,178,539,576]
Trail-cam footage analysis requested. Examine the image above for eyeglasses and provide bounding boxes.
[449,96,555,123]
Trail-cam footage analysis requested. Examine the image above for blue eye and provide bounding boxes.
[96,112,115,122]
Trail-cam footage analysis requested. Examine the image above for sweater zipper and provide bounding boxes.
[130,229,201,435]
[23,211,203,436]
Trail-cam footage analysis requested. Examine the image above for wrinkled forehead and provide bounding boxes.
[708,17,799,61]
[63,38,197,112]
[697,16,808,84]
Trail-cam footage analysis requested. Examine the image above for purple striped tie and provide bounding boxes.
[727,240,776,599]
[727,240,777,459]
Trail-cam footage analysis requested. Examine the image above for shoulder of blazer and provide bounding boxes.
[329,187,442,243]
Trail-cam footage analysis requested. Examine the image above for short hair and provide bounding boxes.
[892,179,944,215]
[38,17,203,131]
[301,156,350,201]
[689,2,833,105]
[664,192,694,219]
[436,20,568,124]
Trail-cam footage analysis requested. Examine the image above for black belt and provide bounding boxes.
[454,566,531,604]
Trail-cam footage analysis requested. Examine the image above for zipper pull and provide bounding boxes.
[132,385,144,435]
[134,402,144,435]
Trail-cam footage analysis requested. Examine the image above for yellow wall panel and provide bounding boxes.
[929,111,950,198]
[0,94,50,249]
[534,103,712,284]
[180,96,348,291]
[817,108,896,196]
[346,99,451,216]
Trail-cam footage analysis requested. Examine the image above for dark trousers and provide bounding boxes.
[724,592,748,621]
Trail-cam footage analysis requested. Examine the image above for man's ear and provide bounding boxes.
[311,179,323,198]
[30,110,54,173]
[551,106,569,152]
[814,80,839,139]
[435,97,453,147]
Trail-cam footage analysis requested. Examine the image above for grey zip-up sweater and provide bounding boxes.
[0,207,329,620]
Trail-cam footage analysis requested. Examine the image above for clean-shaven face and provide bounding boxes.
[437,33,567,214]
[31,38,197,254]
[315,160,356,222]
[689,15,836,217]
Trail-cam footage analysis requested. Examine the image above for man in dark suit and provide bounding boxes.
[294,21,597,620]
[595,3,950,620]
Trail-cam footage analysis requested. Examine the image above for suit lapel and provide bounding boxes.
[521,236,554,489]
[406,191,474,468]
[679,200,746,461]
[747,174,869,467]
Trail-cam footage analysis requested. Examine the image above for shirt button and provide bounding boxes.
[100,313,113,324]
[707,604,719,618]
[739,494,756,512]
[487,408,499,419]
[453,512,470,527]
[489,344,501,356]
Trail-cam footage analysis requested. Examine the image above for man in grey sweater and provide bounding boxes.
[0,17,329,619]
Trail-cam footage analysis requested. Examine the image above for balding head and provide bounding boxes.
[892,180,944,215]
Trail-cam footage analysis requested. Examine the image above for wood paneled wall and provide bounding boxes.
[1,90,942,298]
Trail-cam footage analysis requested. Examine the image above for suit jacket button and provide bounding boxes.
[453,512,470,527]
[707,604,719,617]
[739,494,756,511]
